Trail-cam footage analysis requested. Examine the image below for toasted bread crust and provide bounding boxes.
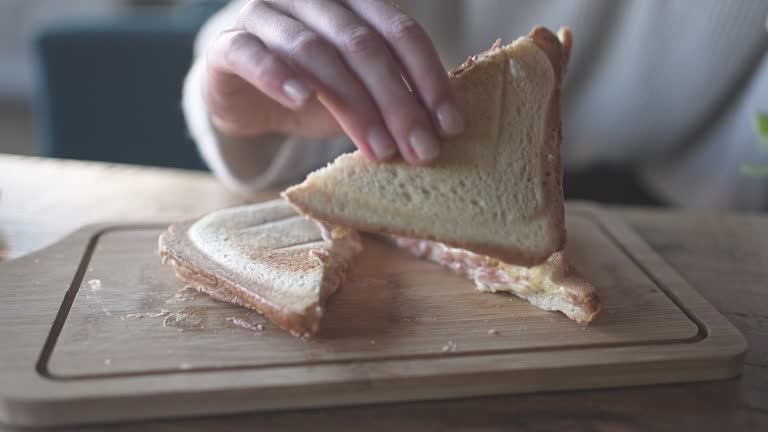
[527,251,601,323]
[283,26,571,266]
[281,197,554,267]
[446,26,572,262]
[159,221,315,338]
[158,204,361,339]
[527,26,570,264]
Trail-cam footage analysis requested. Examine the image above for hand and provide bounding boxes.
[203,0,464,164]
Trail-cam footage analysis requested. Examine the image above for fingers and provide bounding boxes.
[342,0,464,136]
[211,0,460,164]
[237,0,396,161]
[274,0,442,164]
[208,29,314,110]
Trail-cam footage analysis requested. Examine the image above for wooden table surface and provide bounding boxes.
[1,154,766,431]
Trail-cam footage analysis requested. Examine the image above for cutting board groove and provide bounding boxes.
[589,217,710,338]
[0,203,745,427]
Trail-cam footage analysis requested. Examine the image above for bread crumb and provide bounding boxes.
[369,340,376,345]
[165,286,200,304]
[125,310,169,319]
[149,309,170,318]
[226,316,264,332]
[87,279,102,291]
[441,341,457,352]
[488,329,498,335]
[103,359,111,365]
[163,307,205,329]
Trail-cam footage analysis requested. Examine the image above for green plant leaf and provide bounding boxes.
[741,163,768,177]
[754,113,768,153]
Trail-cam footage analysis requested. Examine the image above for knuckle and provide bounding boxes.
[237,0,263,23]
[340,26,381,54]
[220,32,279,82]
[223,31,258,63]
[386,15,424,42]
[224,31,253,55]
[289,31,326,56]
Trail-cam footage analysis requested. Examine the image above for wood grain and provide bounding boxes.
[0,155,253,262]
[0,154,765,431]
[0,203,744,426]
[47,213,697,377]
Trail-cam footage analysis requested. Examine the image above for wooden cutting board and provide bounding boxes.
[0,203,745,427]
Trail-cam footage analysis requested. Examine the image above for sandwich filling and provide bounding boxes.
[393,236,548,293]
[392,236,600,323]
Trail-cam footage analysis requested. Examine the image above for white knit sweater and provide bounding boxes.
[183,0,768,210]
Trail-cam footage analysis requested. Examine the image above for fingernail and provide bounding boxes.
[282,79,312,106]
[409,127,440,162]
[436,103,464,135]
[368,127,396,160]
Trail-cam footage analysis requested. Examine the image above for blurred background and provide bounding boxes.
[0,0,225,169]
[0,0,661,206]
[3,1,763,208]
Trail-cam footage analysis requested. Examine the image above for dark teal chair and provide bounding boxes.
[34,2,225,170]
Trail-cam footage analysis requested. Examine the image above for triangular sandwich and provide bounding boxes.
[283,27,572,266]
[159,199,362,338]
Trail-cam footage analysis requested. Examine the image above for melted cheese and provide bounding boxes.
[391,236,560,297]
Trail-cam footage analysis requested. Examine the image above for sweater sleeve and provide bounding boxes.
[639,50,768,211]
[181,0,353,195]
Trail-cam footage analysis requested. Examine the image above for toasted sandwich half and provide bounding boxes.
[283,27,572,267]
[392,237,600,323]
[158,199,362,338]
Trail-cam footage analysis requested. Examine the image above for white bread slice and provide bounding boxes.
[393,237,600,324]
[283,27,571,267]
[158,199,362,338]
